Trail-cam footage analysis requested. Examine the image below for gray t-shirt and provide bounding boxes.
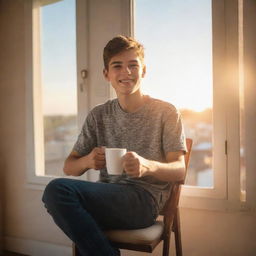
[73,97,186,212]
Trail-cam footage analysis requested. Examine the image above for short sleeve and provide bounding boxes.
[72,112,97,156]
[162,106,187,155]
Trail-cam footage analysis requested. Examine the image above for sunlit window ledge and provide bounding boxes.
[180,196,253,212]
[26,173,85,187]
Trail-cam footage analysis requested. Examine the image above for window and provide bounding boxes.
[26,0,89,183]
[134,0,245,207]
[135,0,213,188]
[26,0,128,184]
[26,0,254,210]
[40,0,78,177]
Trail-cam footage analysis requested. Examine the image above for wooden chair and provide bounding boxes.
[73,138,193,256]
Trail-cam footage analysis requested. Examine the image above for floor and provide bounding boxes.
[2,252,28,256]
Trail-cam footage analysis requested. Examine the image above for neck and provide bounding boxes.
[117,92,147,113]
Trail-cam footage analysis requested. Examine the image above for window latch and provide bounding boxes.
[81,69,88,79]
[80,69,88,92]
[225,140,228,155]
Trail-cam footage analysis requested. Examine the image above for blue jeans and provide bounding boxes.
[42,178,157,256]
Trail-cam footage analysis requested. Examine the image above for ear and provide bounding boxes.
[142,65,146,78]
[103,69,109,81]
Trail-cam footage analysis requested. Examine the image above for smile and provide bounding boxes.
[118,79,134,83]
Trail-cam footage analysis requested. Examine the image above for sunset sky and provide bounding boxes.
[41,0,212,115]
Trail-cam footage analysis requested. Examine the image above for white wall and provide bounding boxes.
[0,0,256,256]
[0,0,75,254]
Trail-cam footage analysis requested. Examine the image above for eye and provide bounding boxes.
[129,64,139,69]
[113,65,122,69]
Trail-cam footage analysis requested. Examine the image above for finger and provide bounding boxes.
[123,151,136,159]
[95,161,106,169]
[124,165,138,174]
[127,151,137,157]
[124,164,136,172]
[96,159,106,165]
[98,147,106,154]
[123,161,135,170]
[94,147,104,154]
[125,169,139,177]
[96,154,105,161]
[124,157,139,167]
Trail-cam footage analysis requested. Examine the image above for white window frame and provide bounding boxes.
[132,0,249,211]
[181,0,254,211]
[181,0,245,210]
[25,0,90,186]
[25,0,256,212]
[181,0,236,202]
[242,0,256,211]
[25,0,133,187]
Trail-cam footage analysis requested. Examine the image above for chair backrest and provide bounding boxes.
[183,138,193,184]
[160,138,193,216]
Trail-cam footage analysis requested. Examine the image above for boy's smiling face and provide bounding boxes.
[103,49,146,97]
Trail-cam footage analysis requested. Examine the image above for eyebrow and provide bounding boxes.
[110,60,139,66]
[110,61,122,66]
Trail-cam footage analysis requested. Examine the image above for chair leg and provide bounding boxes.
[72,243,78,256]
[162,232,171,256]
[174,208,183,256]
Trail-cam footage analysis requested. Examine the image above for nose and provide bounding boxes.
[121,66,132,75]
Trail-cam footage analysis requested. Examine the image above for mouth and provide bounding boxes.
[118,79,134,84]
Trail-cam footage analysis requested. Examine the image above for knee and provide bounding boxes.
[42,178,68,206]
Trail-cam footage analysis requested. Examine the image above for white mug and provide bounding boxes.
[105,148,127,175]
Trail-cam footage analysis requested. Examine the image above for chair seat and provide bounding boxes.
[104,221,164,245]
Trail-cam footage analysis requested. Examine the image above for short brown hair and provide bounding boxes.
[103,35,145,70]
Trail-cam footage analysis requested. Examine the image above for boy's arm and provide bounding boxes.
[122,151,185,182]
[63,147,106,176]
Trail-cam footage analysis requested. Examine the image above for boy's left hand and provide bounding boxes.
[122,152,151,177]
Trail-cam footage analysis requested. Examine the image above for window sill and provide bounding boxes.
[25,172,87,190]
[180,195,253,212]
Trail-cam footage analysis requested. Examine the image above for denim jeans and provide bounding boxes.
[42,178,157,256]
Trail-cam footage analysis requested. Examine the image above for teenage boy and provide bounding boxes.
[43,35,186,256]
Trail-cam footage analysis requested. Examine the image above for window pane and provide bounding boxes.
[40,0,77,176]
[135,0,213,187]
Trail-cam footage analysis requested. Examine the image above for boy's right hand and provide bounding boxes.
[87,147,106,170]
